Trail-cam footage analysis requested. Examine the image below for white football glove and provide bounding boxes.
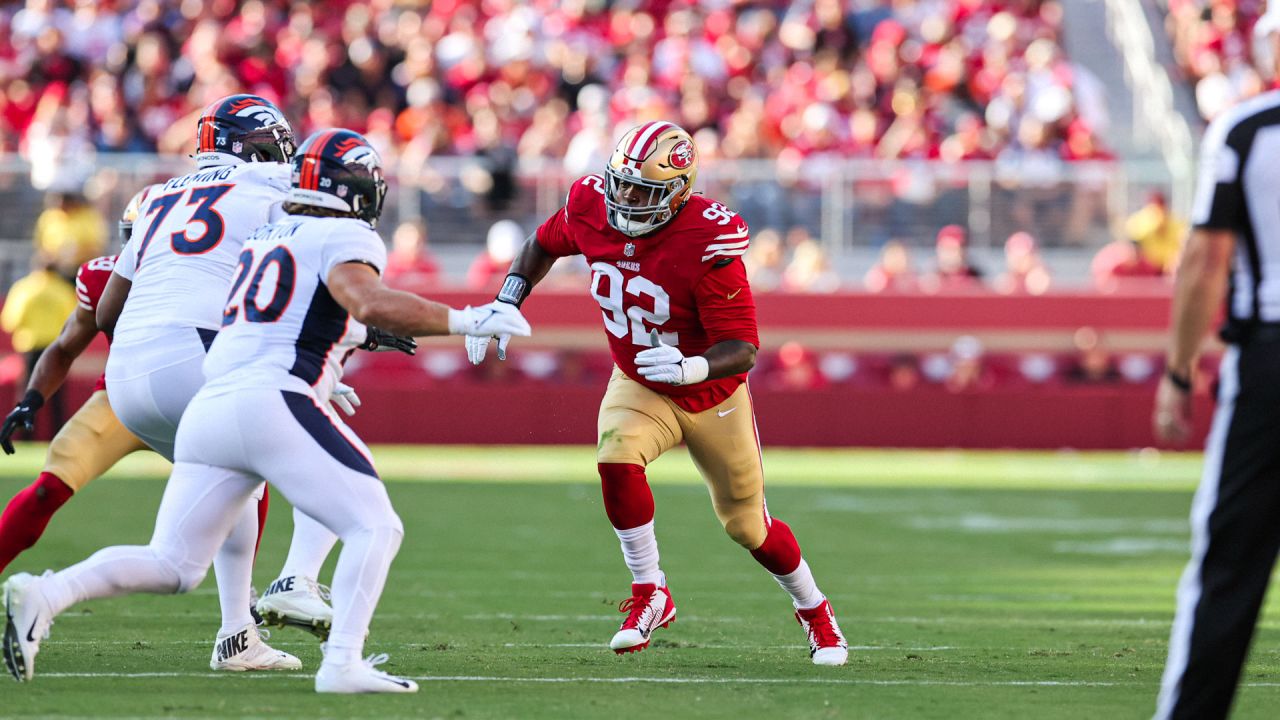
[449,301,531,337]
[455,302,528,364]
[330,382,361,416]
[635,330,709,386]
[465,332,512,365]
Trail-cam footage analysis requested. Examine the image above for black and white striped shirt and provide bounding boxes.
[1193,89,1280,337]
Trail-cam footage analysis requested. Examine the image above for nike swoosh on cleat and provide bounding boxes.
[380,676,412,688]
[25,618,37,644]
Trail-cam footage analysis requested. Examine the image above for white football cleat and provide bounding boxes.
[609,583,676,654]
[3,572,54,682]
[796,599,848,666]
[210,624,302,671]
[255,575,333,640]
[315,652,418,694]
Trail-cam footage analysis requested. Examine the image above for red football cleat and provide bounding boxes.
[609,583,676,655]
[795,599,848,666]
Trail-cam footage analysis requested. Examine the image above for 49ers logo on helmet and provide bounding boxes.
[668,140,695,169]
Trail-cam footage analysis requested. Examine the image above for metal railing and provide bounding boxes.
[1103,0,1197,215]
[0,153,1178,286]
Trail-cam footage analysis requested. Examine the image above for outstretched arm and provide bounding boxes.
[327,262,531,339]
[497,232,559,305]
[28,306,100,400]
[465,232,559,364]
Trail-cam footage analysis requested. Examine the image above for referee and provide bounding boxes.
[1151,23,1280,719]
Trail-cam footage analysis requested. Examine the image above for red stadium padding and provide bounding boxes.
[15,365,1214,451]
[0,291,1210,450]
[425,290,1174,331]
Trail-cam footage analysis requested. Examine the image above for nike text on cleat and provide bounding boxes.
[315,652,418,694]
[610,583,676,655]
[3,571,54,683]
[255,575,333,640]
[210,624,302,671]
[795,599,848,666]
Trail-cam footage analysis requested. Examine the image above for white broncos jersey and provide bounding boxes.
[112,163,291,349]
[202,215,387,402]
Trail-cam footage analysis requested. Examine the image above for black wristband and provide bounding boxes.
[1166,369,1192,392]
[21,389,44,411]
[497,273,529,307]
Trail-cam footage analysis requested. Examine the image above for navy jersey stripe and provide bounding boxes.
[288,277,347,385]
[196,327,218,352]
[281,391,377,478]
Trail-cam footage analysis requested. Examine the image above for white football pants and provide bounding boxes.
[100,326,262,635]
[42,387,402,657]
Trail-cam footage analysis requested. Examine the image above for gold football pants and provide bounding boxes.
[597,368,767,549]
[44,390,148,491]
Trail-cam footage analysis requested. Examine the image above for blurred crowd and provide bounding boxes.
[1167,0,1272,120]
[0,0,1111,182]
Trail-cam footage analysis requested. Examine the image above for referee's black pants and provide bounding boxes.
[1156,339,1280,720]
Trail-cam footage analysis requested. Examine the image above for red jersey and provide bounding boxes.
[74,255,117,393]
[537,174,759,413]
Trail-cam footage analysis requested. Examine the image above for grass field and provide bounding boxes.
[1,445,1278,719]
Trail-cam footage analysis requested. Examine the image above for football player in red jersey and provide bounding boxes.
[467,122,848,665]
[0,186,158,573]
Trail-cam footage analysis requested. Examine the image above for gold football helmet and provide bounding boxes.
[605,121,698,237]
[118,183,160,245]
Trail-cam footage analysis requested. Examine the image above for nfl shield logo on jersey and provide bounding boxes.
[337,185,349,198]
[624,242,636,257]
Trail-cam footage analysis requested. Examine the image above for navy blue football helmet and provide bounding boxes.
[286,129,387,227]
[193,94,295,168]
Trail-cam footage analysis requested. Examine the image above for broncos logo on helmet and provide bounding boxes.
[285,129,387,228]
[229,100,288,127]
[193,94,296,168]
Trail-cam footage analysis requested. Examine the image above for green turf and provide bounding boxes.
[0,445,1276,719]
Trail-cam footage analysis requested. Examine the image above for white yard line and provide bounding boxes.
[29,671,1280,688]
[499,643,959,651]
[43,640,959,652]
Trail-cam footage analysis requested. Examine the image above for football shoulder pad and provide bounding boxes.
[75,255,118,312]
[692,197,749,266]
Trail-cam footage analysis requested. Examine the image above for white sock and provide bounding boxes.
[772,559,825,610]
[615,520,664,586]
[325,524,403,660]
[212,498,259,636]
[42,545,182,617]
[279,508,339,581]
[324,642,362,667]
